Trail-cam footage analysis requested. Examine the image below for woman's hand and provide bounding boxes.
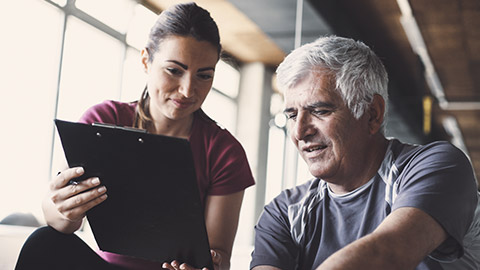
[162,249,222,270]
[43,167,107,233]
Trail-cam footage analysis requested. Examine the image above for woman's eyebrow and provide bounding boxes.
[166,60,214,72]
[166,60,188,69]
[198,67,215,72]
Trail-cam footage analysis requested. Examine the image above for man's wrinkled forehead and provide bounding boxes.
[284,70,335,98]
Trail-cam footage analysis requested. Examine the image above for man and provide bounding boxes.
[250,36,480,270]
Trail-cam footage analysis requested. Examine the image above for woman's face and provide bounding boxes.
[142,35,218,124]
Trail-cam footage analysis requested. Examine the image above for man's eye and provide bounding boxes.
[285,113,297,120]
[313,110,330,116]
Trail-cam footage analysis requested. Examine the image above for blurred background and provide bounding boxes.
[0,0,479,269]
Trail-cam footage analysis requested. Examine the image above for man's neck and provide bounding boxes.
[327,136,389,195]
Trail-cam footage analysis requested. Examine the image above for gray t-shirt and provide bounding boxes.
[251,139,480,270]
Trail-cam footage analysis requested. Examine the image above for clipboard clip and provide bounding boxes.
[92,122,147,133]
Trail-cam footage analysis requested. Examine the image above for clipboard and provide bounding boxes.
[54,119,213,269]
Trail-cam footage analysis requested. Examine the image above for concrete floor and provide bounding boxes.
[0,225,36,270]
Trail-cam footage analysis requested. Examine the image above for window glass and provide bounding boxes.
[212,60,240,98]
[120,47,146,102]
[75,0,136,34]
[202,90,237,134]
[0,0,63,221]
[51,0,67,7]
[56,16,124,122]
[264,126,286,204]
[126,4,157,51]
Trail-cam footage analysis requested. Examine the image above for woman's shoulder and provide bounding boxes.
[79,100,137,126]
[192,110,238,144]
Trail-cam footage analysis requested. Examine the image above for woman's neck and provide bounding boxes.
[149,113,194,139]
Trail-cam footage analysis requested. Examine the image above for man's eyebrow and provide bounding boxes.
[283,107,296,114]
[167,60,188,69]
[306,101,336,110]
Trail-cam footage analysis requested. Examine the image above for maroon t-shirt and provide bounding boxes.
[79,100,255,268]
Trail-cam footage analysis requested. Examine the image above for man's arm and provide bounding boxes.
[317,207,447,270]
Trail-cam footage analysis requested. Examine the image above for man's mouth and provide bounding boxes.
[304,145,327,152]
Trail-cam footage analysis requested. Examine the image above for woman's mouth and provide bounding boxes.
[171,99,194,109]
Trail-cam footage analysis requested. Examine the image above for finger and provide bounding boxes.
[51,167,85,189]
[56,187,108,221]
[162,262,176,270]
[171,260,181,269]
[179,263,198,270]
[51,177,102,203]
[210,249,221,265]
[59,184,107,211]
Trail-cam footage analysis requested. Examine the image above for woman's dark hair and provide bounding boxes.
[134,2,221,130]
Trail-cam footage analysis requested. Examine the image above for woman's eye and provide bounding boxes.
[166,68,181,75]
[198,73,213,80]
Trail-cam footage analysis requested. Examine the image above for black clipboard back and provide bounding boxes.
[54,119,213,269]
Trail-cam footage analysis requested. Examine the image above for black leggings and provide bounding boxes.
[15,226,124,270]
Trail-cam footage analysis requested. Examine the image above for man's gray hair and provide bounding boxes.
[276,35,389,122]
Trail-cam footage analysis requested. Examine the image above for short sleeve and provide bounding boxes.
[392,142,478,261]
[78,100,136,126]
[250,194,299,270]
[206,130,255,196]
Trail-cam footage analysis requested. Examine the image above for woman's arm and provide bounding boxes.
[204,190,245,270]
[162,191,245,270]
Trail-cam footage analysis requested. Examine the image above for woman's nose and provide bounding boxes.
[178,76,195,98]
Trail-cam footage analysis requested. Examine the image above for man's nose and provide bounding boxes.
[178,76,195,98]
[293,112,315,141]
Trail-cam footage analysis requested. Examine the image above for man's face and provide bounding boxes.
[283,70,371,184]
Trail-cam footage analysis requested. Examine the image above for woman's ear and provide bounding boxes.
[368,94,385,135]
[141,48,150,73]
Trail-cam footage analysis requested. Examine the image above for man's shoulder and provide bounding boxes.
[267,179,324,211]
[389,139,465,167]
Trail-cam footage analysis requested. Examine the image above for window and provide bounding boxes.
[0,0,63,220]
[56,16,124,122]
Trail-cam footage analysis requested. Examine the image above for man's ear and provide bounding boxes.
[368,94,385,135]
[141,48,150,72]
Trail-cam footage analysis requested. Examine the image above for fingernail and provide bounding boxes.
[92,177,100,185]
[76,167,84,174]
[98,186,106,193]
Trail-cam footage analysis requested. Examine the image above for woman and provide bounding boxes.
[15,2,254,270]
